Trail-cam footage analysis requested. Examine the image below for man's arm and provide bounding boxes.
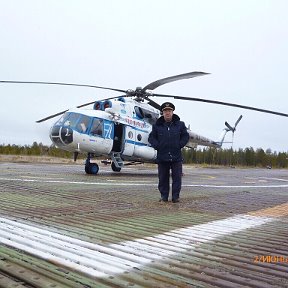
[148,125,159,150]
[180,122,189,148]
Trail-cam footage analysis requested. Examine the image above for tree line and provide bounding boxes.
[182,147,288,168]
[1,142,287,168]
[0,142,73,159]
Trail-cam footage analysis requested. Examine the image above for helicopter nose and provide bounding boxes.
[50,126,73,146]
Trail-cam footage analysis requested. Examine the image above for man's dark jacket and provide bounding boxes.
[148,114,189,162]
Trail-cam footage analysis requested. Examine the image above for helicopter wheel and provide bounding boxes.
[111,162,121,172]
[85,163,99,175]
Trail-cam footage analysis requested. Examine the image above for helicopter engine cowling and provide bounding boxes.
[93,101,102,110]
[103,100,112,109]
[93,100,112,111]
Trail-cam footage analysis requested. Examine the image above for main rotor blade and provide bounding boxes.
[144,96,161,110]
[36,110,69,123]
[142,71,209,92]
[36,95,122,123]
[0,80,126,93]
[153,93,288,118]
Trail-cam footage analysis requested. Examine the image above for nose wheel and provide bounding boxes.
[85,163,99,174]
[85,154,99,175]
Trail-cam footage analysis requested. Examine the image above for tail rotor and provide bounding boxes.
[225,115,243,148]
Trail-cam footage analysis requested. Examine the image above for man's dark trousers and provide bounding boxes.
[158,161,182,201]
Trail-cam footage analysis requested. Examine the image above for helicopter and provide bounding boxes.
[1,71,288,175]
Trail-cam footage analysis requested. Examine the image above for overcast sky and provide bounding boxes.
[0,0,287,152]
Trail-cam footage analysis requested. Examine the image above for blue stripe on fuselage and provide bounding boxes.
[125,139,149,146]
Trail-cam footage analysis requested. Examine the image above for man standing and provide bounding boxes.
[148,102,189,203]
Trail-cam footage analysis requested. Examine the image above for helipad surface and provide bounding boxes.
[0,162,287,287]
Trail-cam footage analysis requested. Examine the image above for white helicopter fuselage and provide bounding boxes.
[50,98,160,162]
[49,97,222,173]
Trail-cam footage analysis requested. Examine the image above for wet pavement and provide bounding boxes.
[0,162,287,287]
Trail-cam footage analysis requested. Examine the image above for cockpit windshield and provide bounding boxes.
[55,112,80,127]
[75,115,91,133]
[54,112,104,137]
[90,118,103,136]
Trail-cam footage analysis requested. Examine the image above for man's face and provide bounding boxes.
[163,109,173,122]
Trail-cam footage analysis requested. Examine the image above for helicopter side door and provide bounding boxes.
[111,123,124,153]
[121,125,135,156]
[111,123,135,157]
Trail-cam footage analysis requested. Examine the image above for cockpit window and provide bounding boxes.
[54,112,68,126]
[55,112,92,134]
[90,118,103,137]
[54,113,105,136]
[67,113,81,127]
[55,112,81,128]
[75,115,91,133]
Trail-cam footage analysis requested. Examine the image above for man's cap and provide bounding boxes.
[160,102,175,111]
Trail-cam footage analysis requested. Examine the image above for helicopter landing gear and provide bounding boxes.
[85,154,99,175]
[111,162,121,172]
[85,163,99,174]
